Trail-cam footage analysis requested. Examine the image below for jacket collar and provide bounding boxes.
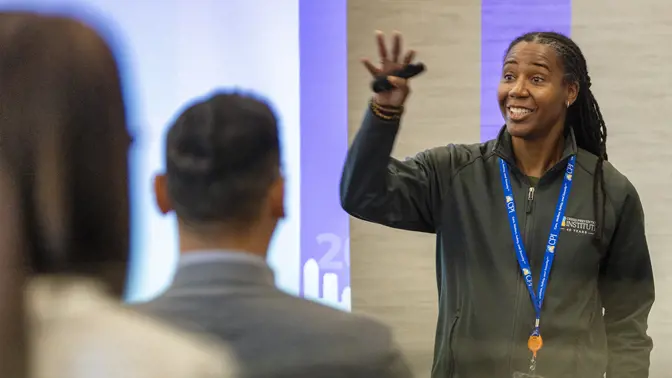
[492,125,578,172]
[170,252,275,292]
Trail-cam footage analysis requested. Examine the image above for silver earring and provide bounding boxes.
[566,100,570,108]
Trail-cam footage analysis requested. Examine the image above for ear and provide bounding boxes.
[269,174,285,220]
[153,174,173,215]
[566,80,579,107]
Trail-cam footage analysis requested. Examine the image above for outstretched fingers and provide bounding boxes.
[403,50,415,66]
[361,58,379,76]
[391,31,401,63]
[376,30,388,63]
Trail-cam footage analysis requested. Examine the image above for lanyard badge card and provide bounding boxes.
[499,156,576,378]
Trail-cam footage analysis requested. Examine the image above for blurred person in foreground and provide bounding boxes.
[0,12,236,378]
[135,92,413,378]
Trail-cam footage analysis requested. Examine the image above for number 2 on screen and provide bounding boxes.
[316,233,349,270]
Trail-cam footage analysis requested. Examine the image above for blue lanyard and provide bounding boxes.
[498,155,576,331]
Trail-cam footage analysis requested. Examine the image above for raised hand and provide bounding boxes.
[362,31,415,107]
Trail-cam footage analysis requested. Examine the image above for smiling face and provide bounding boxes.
[497,41,578,140]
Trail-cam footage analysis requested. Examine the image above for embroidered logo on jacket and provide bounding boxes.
[561,216,596,235]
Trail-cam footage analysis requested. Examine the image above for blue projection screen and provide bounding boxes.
[2,0,350,311]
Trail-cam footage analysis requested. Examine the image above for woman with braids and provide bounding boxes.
[341,31,654,378]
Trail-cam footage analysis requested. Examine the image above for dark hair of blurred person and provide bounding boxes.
[0,12,235,378]
[155,93,284,254]
[0,13,41,376]
[0,12,129,378]
[0,12,131,292]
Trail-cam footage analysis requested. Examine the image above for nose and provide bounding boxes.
[509,77,529,98]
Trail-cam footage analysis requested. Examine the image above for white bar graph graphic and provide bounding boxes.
[302,259,320,301]
[302,258,351,312]
[322,273,338,304]
[340,287,351,312]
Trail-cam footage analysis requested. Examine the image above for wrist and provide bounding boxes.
[372,93,406,108]
[370,99,403,121]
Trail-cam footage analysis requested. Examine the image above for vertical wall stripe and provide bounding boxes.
[299,0,351,310]
[480,0,572,142]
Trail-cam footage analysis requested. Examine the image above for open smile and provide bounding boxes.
[507,106,536,122]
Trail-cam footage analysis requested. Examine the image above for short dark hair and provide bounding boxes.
[165,92,281,227]
[506,31,608,244]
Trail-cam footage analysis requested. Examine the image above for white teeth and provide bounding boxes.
[509,107,532,114]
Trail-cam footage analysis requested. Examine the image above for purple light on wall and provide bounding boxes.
[299,0,350,310]
[481,0,572,142]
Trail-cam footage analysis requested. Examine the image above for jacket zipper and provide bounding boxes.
[526,187,535,214]
[508,183,536,372]
[447,312,460,378]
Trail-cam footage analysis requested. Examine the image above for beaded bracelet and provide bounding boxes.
[370,99,403,121]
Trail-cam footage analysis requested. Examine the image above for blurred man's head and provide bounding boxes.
[154,92,284,255]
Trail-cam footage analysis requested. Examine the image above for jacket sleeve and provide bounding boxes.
[599,181,654,378]
[340,109,442,233]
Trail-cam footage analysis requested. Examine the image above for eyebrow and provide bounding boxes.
[503,59,551,72]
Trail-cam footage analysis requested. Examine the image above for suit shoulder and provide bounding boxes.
[275,295,408,374]
[279,293,395,343]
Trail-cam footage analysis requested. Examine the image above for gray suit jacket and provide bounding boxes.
[134,255,412,378]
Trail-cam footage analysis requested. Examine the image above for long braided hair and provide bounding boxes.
[505,31,608,244]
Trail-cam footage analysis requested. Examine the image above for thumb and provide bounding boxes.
[387,76,409,91]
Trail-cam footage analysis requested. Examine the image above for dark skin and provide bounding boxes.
[367,34,579,178]
[497,41,579,178]
[362,31,415,107]
[362,31,579,177]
